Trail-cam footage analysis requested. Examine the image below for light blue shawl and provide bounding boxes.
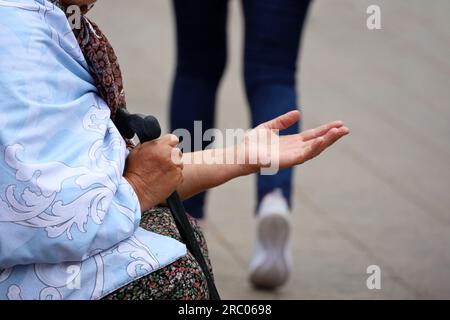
[0,0,186,300]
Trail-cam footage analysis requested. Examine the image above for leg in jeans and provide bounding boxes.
[243,0,311,289]
[242,0,311,211]
[170,0,229,219]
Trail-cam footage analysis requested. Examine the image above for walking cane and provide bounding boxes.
[115,108,221,300]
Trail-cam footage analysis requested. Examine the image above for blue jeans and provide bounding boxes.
[170,0,311,219]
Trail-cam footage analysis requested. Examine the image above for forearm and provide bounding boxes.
[176,146,257,201]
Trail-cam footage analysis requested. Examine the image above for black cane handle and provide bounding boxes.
[115,108,161,142]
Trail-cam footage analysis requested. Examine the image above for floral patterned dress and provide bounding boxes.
[103,207,212,300]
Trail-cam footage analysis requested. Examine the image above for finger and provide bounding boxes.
[323,127,350,147]
[161,134,180,147]
[170,147,184,167]
[300,120,344,141]
[307,127,349,158]
[258,110,300,131]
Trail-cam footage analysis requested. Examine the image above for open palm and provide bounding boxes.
[241,111,349,171]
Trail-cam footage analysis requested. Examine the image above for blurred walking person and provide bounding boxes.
[170,0,312,289]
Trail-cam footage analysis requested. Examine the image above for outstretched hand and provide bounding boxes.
[241,111,349,171]
[125,111,349,208]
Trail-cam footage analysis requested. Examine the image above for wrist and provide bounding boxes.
[227,144,260,176]
[124,173,157,212]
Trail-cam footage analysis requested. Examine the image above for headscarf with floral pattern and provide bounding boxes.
[49,0,127,121]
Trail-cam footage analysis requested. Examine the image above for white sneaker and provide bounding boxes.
[249,189,292,289]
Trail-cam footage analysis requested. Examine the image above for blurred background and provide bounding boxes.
[91,0,450,299]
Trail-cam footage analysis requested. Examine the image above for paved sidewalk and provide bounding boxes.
[91,0,450,299]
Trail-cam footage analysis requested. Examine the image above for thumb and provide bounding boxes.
[258,110,300,131]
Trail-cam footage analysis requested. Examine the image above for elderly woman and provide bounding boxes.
[0,0,349,300]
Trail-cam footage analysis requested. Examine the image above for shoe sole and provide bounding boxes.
[249,213,291,289]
